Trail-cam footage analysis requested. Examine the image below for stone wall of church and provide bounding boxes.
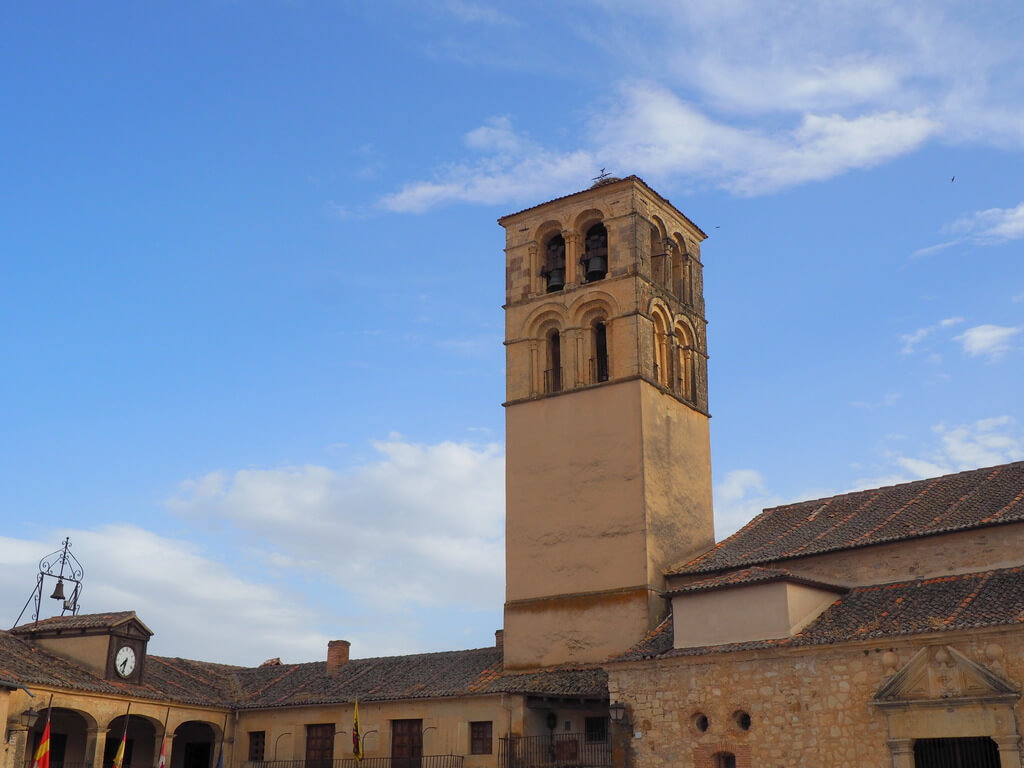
[607,626,1024,768]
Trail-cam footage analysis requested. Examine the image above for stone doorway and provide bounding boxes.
[914,737,1000,767]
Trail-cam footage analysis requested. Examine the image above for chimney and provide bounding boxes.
[494,630,504,650]
[327,640,350,677]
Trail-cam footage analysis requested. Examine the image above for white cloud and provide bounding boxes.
[854,415,1024,488]
[712,469,785,540]
[0,527,329,665]
[382,86,936,211]
[899,316,964,354]
[443,0,519,27]
[381,0,1024,211]
[950,203,1024,244]
[168,438,506,611]
[955,324,1021,360]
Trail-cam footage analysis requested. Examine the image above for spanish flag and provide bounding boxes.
[352,699,362,762]
[111,730,127,768]
[31,720,51,768]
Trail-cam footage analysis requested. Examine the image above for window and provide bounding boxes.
[545,330,562,393]
[592,321,609,383]
[712,752,736,768]
[733,711,751,731]
[583,223,608,282]
[467,721,491,755]
[248,732,266,762]
[584,717,607,743]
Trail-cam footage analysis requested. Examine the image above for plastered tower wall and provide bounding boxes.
[500,176,716,669]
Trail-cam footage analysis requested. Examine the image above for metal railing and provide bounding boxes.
[588,358,608,384]
[25,762,89,768]
[498,735,610,768]
[543,367,563,394]
[245,758,462,768]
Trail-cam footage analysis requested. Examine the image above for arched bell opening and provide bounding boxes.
[651,309,672,388]
[582,224,608,283]
[541,234,566,293]
[104,715,159,768]
[171,722,218,768]
[28,708,96,768]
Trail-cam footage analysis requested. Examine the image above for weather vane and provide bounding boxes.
[592,168,611,183]
[15,537,84,626]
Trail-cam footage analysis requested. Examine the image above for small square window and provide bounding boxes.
[470,721,492,755]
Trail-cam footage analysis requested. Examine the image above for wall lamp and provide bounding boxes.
[6,709,40,743]
[609,701,628,725]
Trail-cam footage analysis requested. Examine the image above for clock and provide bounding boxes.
[115,645,137,678]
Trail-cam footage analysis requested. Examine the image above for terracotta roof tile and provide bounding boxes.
[11,611,147,634]
[672,462,1024,575]
[619,566,1024,661]
[663,566,844,596]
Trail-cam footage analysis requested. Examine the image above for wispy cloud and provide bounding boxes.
[381,87,935,211]
[382,0,1024,211]
[443,0,519,26]
[899,316,964,354]
[955,324,1021,360]
[168,438,505,613]
[854,415,1024,489]
[950,203,1024,244]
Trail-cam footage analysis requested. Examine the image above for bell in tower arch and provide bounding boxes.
[541,234,566,292]
[583,223,608,282]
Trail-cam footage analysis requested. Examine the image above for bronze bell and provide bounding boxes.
[50,579,66,601]
[545,267,565,292]
[585,255,607,282]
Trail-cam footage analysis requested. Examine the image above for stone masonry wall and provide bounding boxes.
[608,627,1024,768]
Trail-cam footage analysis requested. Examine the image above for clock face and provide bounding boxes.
[115,645,137,678]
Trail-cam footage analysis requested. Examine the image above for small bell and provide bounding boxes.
[50,579,66,601]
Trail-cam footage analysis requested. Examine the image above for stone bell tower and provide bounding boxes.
[500,176,715,669]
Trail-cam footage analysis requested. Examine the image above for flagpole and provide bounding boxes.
[157,708,170,768]
[31,694,55,768]
[112,703,131,768]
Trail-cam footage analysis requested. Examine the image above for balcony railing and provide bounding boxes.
[588,358,608,384]
[245,757,462,768]
[498,735,611,768]
[543,367,563,394]
[25,762,89,768]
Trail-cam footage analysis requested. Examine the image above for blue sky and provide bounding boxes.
[2,0,1023,665]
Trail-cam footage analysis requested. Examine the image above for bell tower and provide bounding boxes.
[500,176,715,669]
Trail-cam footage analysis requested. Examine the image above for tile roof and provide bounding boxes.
[0,629,604,709]
[619,566,1024,661]
[11,611,148,634]
[497,175,707,238]
[663,566,845,596]
[672,461,1024,576]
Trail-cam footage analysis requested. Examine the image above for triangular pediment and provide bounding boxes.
[875,645,1018,703]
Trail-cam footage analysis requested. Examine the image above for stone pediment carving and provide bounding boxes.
[875,645,1019,704]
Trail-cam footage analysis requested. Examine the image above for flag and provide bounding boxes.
[157,736,166,768]
[352,699,362,762]
[31,720,51,768]
[111,732,127,768]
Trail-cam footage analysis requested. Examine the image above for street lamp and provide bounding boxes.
[608,702,627,725]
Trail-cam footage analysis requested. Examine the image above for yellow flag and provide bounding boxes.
[352,699,362,761]
[112,733,126,768]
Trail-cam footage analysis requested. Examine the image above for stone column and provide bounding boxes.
[84,726,102,768]
[887,738,913,768]
[6,726,30,768]
[90,728,110,768]
[994,734,1022,768]
[527,242,539,296]
[562,231,579,286]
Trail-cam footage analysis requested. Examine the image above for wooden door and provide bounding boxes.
[305,725,334,768]
[390,720,422,768]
